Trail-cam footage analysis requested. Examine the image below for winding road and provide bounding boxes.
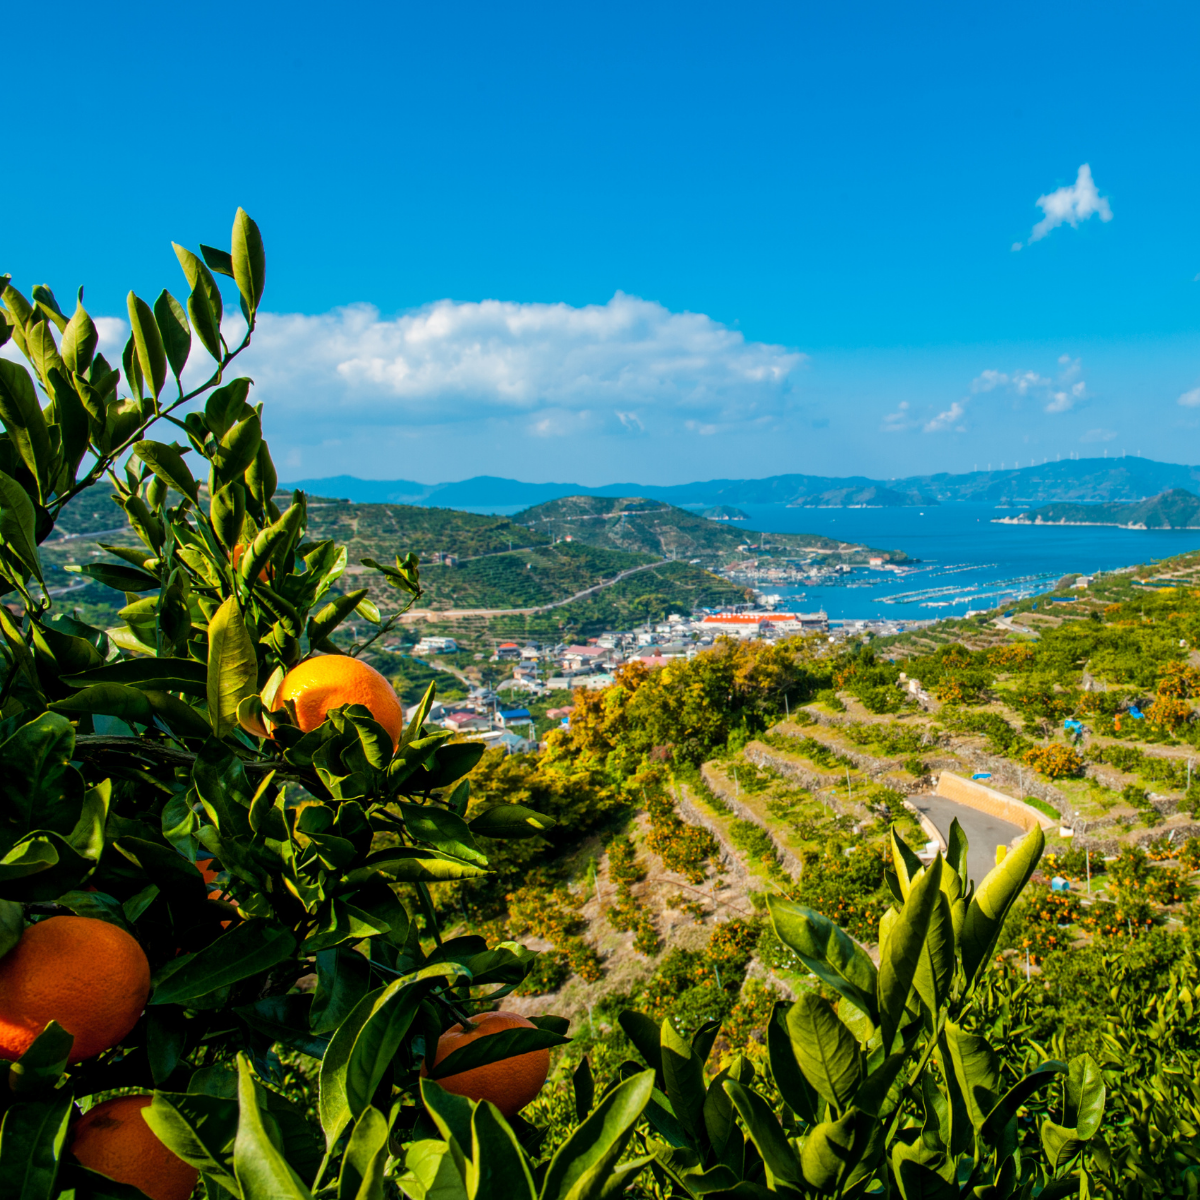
[907,793,1024,888]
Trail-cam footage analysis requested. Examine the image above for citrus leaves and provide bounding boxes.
[207,597,258,738]
[151,921,296,1005]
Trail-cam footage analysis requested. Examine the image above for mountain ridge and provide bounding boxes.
[998,487,1200,530]
[286,456,1199,509]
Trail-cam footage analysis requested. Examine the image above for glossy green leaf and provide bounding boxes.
[232,208,266,314]
[152,920,296,1005]
[51,683,155,724]
[982,1060,1065,1140]
[0,360,52,500]
[127,292,167,399]
[799,1110,865,1192]
[960,827,1044,987]
[134,440,199,500]
[0,1092,72,1200]
[216,412,262,485]
[660,1018,707,1147]
[64,656,209,696]
[765,1002,819,1125]
[724,1079,804,1189]
[154,290,191,380]
[616,1011,664,1086]
[943,1021,999,1130]
[786,993,861,1111]
[60,300,98,375]
[468,803,556,840]
[430,1025,569,1080]
[399,805,487,866]
[467,1101,535,1200]
[767,895,878,1022]
[7,1022,73,1095]
[912,890,954,1016]
[232,1054,311,1200]
[398,1138,467,1200]
[173,244,223,361]
[945,817,969,886]
[0,901,23,958]
[1064,1052,1105,1140]
[539,1069,655,1200]
[367,848,488,882]
[0,470,42,586]
[207,597,258,738]
[63,561,160,591]
[572,1056,595,1124]
[144,1092,239,1192]
[879,855,943,1050]
[337,1107,389,1200]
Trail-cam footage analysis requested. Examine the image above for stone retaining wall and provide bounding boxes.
[935,771,1056,833]
[698,764,805,880]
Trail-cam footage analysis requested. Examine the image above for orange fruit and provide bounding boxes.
[0,916,150,1063]
[231,542,270,582]
[421,1010,549,1118]
[71,1095,198,1200]
[271,654,405,747]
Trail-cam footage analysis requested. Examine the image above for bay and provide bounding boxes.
[736,502,1200,623]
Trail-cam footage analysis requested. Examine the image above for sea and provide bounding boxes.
[735,503,1200,623]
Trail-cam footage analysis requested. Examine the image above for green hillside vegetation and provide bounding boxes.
[791,484,933,507]
[514,493,910,564]
[1005,486,1200,528]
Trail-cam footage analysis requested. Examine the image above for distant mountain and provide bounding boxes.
[512,495,911,565]
[286,456,1200,510]
[790,485,934,508]
[998,488,1200,530]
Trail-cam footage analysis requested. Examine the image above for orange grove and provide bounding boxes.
[270,654,405,747]
[421,1010,549,1118]
[0,916,150,1063]
[71,1095,198,1200]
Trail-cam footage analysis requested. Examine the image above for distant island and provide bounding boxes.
[701,505,748,520]
[788,485,935,509]
[285,454,1200,510]
[995,488,1200,530]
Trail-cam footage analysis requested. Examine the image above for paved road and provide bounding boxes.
[908,793,1024,889]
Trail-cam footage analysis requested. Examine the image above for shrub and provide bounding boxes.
[1024,743,1086,779]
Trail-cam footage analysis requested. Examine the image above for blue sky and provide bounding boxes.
[5,0,1200,484]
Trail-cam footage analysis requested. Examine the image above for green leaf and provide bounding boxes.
[616,1011,664,1086]
[127,292,167,399]
[154,290,191,380]
[152,920,296,1005]
[200,244,236,278]
[0,360,52,501]
[232,208,266,314]
[207,597,259,738]
[0,470,42,586]
[0,712,80,843]
[468,802,556,840]
[320,967,455,1148]
[0,1092,72,1200]
[63,561,160,591]
[398,1138,468,1200]
[337,1107,389,1200]
[60,300,98,375]
[960,827,1044,987]
[799,1111,865,1193]
[572,1056,595,1124]
[766,895,878,1023]
[766,1001,819,1124]
[466,1102,535,1200]
[1040,1120,1087,1172]
[660,1018,706,1148]
[421,742,487,790]
[429,1026,569,1081]
[216,412,262,486]
[912,890,954,1017]
[1064,1053,1105,1139]
[51,683,154,724]
[144,1092,239,1193]
[420,1076,475,1159]
[366,848,488,882]
[943,1021,998,1130]
[232,1054,311,1200]
[173,244,223,361]
[400,805,487,867]
[982,1060,1065,1140]
[945,817,969,886]
[0,901,23,958]
[785,993,862,1112]
[539,1069,655,1200]
[7,1022,73,1095]
[878,855,943,1050]
[64,656,209,696]
[134,440,198,501]
[723,1080,804,1189]
[311,948,371,1035]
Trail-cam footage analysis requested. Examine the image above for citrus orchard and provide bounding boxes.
[70,1095,199,1200]
[270,654,405,746]
[0,916,151,1062]
[422,1010,550,1118]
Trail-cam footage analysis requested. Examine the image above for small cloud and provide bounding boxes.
[1080,427,1117,443]
[615,410,644,432]
[1017,164,1113,247]
[968,357,1087,414]
[1012,241,1024,252]
[1179,387,1200,407]
[924,400,966,433]
[882,400,915,433]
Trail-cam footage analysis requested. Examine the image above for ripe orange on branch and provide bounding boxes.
[270,654,405,747]
[422,1010,550,1118]
[0,916,150,1062]
[71,1095,198,1200]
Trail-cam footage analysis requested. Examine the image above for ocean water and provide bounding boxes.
[735,503,1200,622]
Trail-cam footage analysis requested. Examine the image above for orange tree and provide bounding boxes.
[0,214,654,1198]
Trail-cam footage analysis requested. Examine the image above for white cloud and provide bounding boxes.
[924,400,966,433]
[882,400,915,433]
[1018,164,1113,247]
[967,356,1088,415]
[1179,387,1200,407]
[221,294,805,451]
[1080,428,1117,443]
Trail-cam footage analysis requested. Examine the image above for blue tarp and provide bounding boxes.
[1128,704,1144,719]
[971,772,992,780]
[1064,719,1084,733]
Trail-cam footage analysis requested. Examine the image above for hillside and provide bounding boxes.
[997,487,1200,529]
[512,494,910,565]
[286,454,1200,508]
[790,484,933,507]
